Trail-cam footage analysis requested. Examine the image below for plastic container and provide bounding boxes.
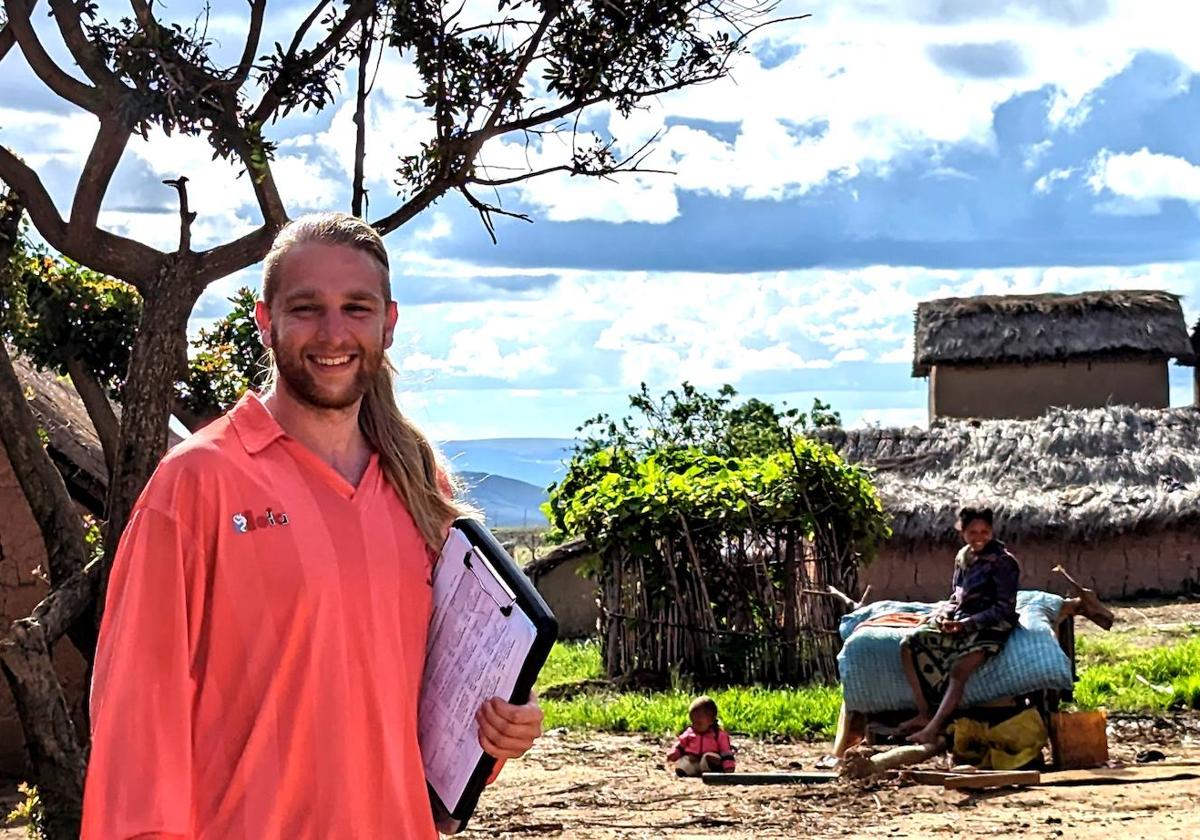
[1050,710,1109,769]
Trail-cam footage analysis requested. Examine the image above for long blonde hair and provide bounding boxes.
[262,212,465,552]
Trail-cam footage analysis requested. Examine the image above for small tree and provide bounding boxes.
[548,383,889,686]
[1,2,797,833]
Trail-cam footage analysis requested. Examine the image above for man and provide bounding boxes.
[82,213,543,839]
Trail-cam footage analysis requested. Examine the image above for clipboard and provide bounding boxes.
[420,517,558,833]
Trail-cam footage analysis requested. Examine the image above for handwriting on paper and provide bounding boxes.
[420,528,537,811]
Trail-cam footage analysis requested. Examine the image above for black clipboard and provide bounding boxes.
[425,517,558,833]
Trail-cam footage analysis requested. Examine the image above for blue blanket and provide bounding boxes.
[837,590,1074,713]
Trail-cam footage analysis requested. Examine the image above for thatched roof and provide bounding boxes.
[913,290,1194,376]
[10,356,109,514]
[821,405,1200,543]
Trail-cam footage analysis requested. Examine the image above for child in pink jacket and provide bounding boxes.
[666,696,736,776]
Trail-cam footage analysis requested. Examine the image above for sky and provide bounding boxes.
[4,0,1200,440]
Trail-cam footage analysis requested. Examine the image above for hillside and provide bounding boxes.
[441,438,573,489]
[456,471,549,528]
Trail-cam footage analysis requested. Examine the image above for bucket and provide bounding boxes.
[1050,710,1109,769]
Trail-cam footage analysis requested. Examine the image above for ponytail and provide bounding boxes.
[359,357,467,552]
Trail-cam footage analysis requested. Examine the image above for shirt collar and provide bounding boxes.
[228,391,287,455]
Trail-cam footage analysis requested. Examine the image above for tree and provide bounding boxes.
[573,380,841,459]
[546,382,886,687]
[0,1,789,833]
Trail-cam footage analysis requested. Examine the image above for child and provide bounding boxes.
[899,505,1020,745]
[666,696,736,777]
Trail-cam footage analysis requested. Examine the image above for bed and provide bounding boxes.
[837,590,1075,714]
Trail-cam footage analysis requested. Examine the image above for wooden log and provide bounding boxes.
[841,738,946,779]
[1035,766,1200,787]
[944,771,1041,790]
[1053,565,1114,630]
[701,771,838,786]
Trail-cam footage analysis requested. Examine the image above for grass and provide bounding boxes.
[537,638,603,689]
[534,634,1200,742]
[1073,634,1200,713]
[536,640,842,740]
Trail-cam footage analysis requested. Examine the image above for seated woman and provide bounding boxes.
[899,505,1020,745]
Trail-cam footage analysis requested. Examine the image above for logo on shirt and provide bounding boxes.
[232,508,290,533]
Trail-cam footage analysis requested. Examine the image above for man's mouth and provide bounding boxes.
[309,354,355,368]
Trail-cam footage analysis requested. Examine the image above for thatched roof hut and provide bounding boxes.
[821,406,1200,598]
[913,290,1195,376]
[823,406,1200,543]
[12,355,109,514]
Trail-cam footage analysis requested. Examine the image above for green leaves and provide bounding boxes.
[177,288,269,415]
[0,248,140,396]
[547,383,891,560]
[1,237,264,417]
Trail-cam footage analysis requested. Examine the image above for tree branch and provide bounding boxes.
[231,137,289,230]
[475,7,557,142]
[3,0,103,111]
[351,12,374,218]
[162,176,196,254]
[0,145,68,248]
[0,146,167,288]
[65,356,119,477]
[250,0,373,125]
[369,180,451,237]
[69,116,131,234]
[230,0,267,89]
[194,223,277,286]
[459,185,532,245]
[48,0,125,93]
[0,18,16,63]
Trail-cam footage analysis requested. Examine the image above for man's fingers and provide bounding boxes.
[476,702,540,758]
[476,715,533,758]
[483,696,545,726]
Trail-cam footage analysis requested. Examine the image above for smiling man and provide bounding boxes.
[81,213,543,839]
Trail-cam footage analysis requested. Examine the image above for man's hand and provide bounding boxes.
[476,690,544,761]
[937,618,966,634]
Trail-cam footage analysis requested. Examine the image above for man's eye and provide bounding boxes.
[291,305,316,313]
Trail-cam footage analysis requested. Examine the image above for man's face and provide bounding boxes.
[255,242,398,411]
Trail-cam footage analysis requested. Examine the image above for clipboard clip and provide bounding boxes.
[462,548,516,617]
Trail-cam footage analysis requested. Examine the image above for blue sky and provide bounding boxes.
[4,0,1200,439]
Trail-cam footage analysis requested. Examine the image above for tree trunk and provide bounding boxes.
[98,260,199,627]
[66,355,119,476]
[0,563,99,840]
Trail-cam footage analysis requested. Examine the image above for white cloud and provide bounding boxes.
[1033,166,1077,194]
[414,212,453,242]
[1087,148,1200,206]
[854,407,927,429]
[481,0,1200,222]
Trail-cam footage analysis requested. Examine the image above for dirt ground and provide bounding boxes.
[469,727,1200,839]
[2,601,1196,838]
[467,599,1200,839]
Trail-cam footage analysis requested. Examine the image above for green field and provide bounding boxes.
[536,634,1200,741]
[1073,634,1200,712]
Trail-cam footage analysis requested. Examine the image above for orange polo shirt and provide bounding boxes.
[82,392,438,839]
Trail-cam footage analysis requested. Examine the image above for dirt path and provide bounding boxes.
[1075,597,1200,645]
[469,731,1200,839]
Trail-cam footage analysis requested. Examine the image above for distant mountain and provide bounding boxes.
[457,471,549,528]
[441,438,574,490]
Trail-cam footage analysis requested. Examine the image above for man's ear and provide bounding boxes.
[383,300,399,350]
[254,300,273,349]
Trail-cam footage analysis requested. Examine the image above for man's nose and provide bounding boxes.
[316,310,350,341]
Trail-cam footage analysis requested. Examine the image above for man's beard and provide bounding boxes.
[271,327,380,410]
